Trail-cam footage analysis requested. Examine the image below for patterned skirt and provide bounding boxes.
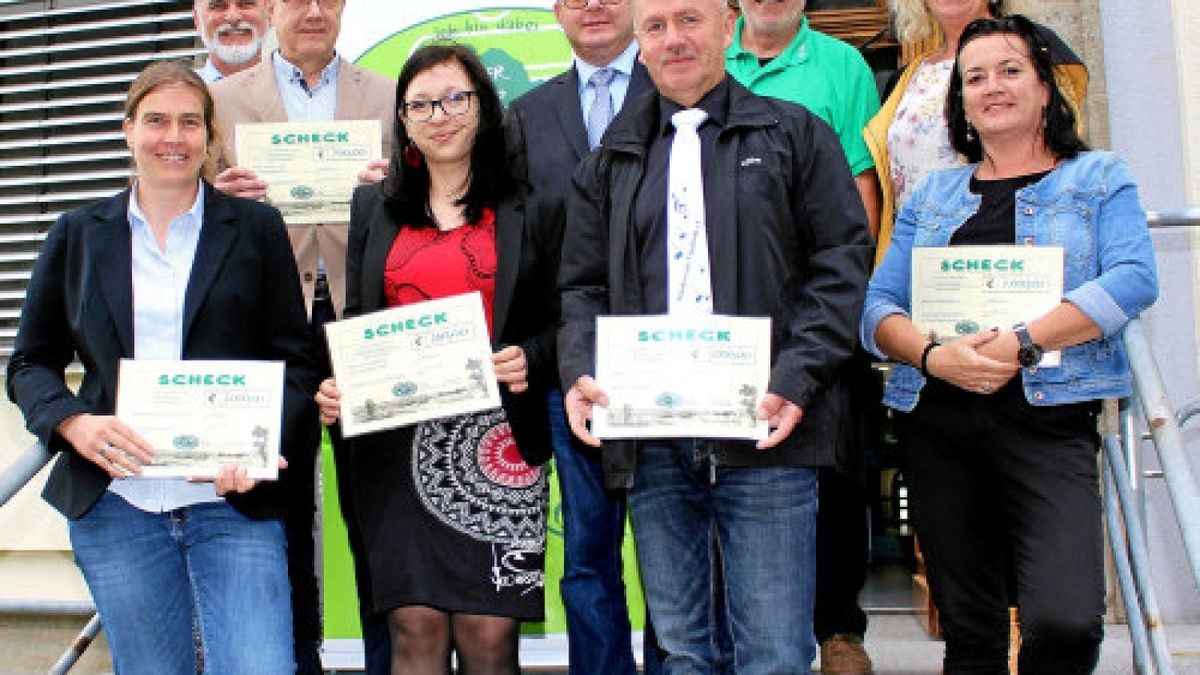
[348,407,547,620]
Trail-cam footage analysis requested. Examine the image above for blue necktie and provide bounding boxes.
[586,68,616,150]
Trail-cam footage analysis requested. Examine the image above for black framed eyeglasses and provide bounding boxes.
[560,0,622,9]
[402,91,477,122]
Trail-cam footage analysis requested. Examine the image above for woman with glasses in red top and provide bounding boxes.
[315,44,557,673]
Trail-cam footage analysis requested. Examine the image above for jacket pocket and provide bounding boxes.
[1042,195,1098,279]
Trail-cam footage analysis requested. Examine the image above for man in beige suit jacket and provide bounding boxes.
[210,7,394,320]
[209,1,395,672]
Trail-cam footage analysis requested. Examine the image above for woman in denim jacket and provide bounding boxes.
[861,16,1157,674]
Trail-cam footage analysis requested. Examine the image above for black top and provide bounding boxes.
[633,78,731,314]
[950,170,1050,245]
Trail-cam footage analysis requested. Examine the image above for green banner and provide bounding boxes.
[354,8,574,106]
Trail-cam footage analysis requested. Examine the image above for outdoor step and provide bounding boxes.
[6,612,1200,672]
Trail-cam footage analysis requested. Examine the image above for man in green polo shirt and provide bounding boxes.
[727,2,880,674]
[726,0,880,235]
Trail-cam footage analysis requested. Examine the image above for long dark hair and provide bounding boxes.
[381,43,513,228]
[946,14,1087,163]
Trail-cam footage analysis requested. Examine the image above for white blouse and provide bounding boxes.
[887,59,967,210]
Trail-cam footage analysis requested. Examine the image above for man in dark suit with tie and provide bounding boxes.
[505,1,656,673]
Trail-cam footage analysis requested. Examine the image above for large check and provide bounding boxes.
[325,292,501,438]
[115,359,284,479]
[592,315,771,440]
[234,120,381,224]
[912,245,1064,366]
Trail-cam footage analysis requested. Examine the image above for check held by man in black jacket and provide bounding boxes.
[557,0,871,670]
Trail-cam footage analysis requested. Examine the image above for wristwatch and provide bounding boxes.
[1013,322,1044,368]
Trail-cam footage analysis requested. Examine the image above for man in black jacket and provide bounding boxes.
[506,1,657,671]
[557,0,871,668]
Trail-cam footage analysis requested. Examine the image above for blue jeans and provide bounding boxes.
[69,491,293,674]
[548,391,661,675]
[629,441,817,675]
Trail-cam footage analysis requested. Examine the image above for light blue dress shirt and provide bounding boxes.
[272,50,340,123]
[108,182,222,512]
[574,40,639,129]
[272,50,339,276]
[197,59,223,84]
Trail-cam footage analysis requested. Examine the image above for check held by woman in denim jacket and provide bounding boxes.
[862,149,1158,410]
[860,15,1157,675]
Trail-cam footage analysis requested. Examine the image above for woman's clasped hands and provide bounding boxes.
[924,328,1020,395]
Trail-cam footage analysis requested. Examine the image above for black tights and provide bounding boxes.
[387,606,518,675]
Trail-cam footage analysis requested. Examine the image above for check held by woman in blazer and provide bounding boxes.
[315,44,556,674]
[6,61,317,673]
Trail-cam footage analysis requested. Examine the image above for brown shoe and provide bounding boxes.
[820,633,874,674]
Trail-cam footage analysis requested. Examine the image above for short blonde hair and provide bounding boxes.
[891,0,1032,44]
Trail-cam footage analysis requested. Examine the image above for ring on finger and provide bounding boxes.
[105,444,130,466]
[980,381,993,393]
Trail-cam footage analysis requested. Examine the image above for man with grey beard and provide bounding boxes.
[193,0,269,83]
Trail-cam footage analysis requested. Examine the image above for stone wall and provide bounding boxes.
[1030,0,1110,149]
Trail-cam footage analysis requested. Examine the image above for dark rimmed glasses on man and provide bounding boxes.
[402,91,477,122]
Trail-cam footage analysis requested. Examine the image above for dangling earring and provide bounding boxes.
[965,120,976,143]
[403,143,422,168]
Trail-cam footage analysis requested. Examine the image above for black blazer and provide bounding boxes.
[344,184,556,465]
[506,59,653,245]
[6,184,320,519]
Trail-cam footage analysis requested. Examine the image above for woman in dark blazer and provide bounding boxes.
[314,44,556,673]
[6,61,317,673]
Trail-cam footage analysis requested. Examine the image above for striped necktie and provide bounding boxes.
[586,68,616,150]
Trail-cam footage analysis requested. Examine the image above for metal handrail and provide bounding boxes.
[1051,208,1200,673]
[0,441,104,672]
[0,440,53,510]
[1104,456,1156,674]
[1146,208,1200,228]
[1122,319,1200,589]
[1107,309,1200,674]
[49,613,103,675]
[1103,432,1174,674]
[1176,402,1200,428]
